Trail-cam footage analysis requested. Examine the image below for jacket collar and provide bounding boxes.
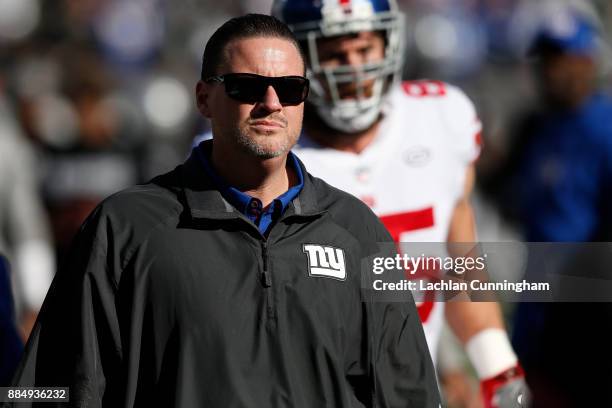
[180,142,325,221]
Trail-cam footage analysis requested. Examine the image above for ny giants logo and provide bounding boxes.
[302,244,347,280]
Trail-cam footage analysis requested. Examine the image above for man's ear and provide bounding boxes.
[195,80,212,118]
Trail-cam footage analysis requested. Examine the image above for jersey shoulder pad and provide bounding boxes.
[398,80,482,162]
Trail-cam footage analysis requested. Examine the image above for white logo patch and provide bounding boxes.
[403,146,432,167]
[303,244,346,280]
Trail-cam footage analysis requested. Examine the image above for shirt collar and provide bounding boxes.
[275,153,304,210]
[194,141,304,216]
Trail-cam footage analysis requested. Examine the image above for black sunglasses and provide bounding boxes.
[205,73,309,105]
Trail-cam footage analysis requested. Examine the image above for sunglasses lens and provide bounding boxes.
[224,76,267,104]
[273,77,309,105]
[222,74,309,105]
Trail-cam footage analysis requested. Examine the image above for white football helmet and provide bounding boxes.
[273,0,405,133]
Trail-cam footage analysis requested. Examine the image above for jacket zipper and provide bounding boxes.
[261,241,272,288]
[261,241,275,323]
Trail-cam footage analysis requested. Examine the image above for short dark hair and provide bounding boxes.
[201,14,306,80]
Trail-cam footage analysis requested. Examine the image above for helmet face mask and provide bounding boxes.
[274,0,405,133]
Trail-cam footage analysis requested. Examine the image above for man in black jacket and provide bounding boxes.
[7,14,440,407]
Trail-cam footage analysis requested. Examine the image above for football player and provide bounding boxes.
[273,1,527,407]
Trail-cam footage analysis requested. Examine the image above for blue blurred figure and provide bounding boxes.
[497,12,612,241]
[491,9,612,408]
[0,255,23,386]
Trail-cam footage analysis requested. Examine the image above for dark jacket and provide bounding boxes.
[7,150,440,408]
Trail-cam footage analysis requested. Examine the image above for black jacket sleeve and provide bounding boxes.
[7,206,123,408]
[361,218,441,408]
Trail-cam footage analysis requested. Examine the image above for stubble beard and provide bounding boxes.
[234,124,299,159]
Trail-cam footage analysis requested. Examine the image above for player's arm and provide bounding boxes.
[445,165,505,341]
[444,164,528,408]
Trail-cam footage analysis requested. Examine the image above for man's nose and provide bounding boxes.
[345,51,364,67]
[258,85,283,112]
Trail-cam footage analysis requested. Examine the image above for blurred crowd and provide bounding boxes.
[1,0,612,405]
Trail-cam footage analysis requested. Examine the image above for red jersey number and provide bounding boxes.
[379,207,437,323]
[401,80,447,98]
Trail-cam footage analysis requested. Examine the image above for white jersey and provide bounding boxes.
[293,80,482,361]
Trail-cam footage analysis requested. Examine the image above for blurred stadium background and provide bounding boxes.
[1,0,611,404]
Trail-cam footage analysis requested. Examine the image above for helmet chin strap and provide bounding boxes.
[315,101,381,133]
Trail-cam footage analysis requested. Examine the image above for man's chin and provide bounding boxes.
[249,143,284,157]
[238,138,291,159]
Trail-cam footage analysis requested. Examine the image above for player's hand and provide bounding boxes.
[481,364,530,408]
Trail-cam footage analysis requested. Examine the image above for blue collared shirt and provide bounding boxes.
[195,143,304,235]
